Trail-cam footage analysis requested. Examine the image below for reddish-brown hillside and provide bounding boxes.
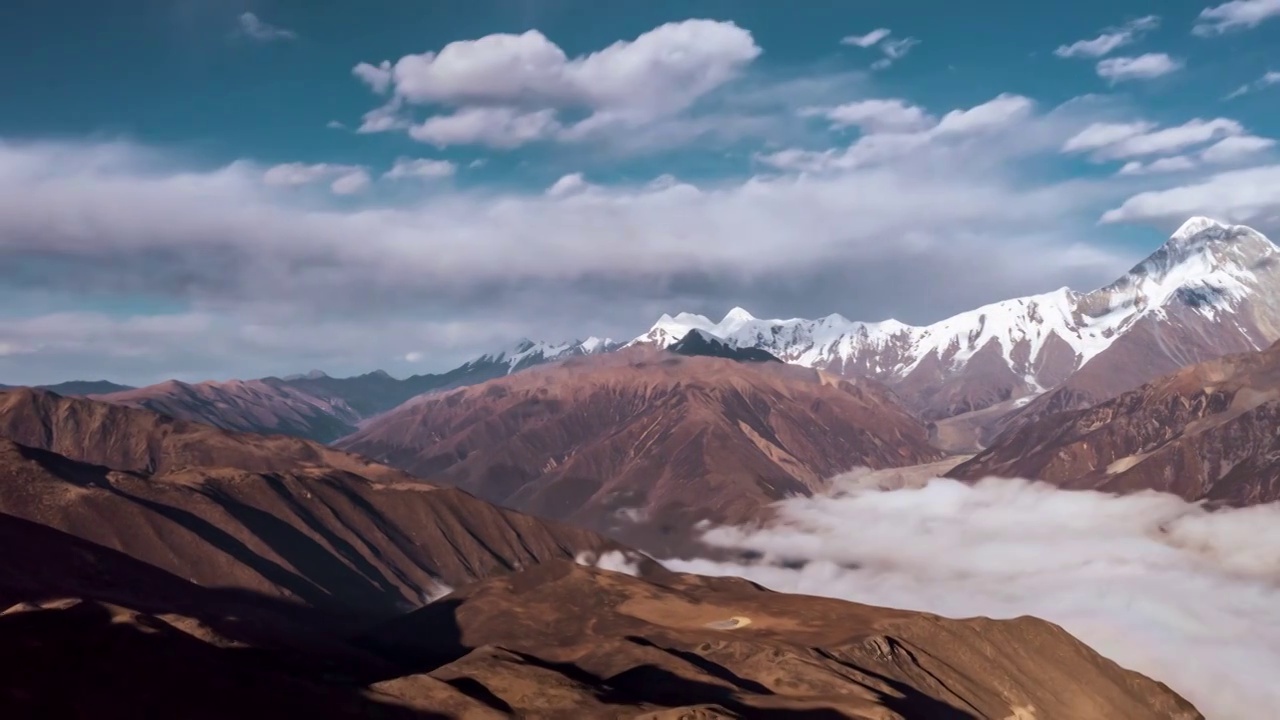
[951,340,1280,504]
[338,351,944,551]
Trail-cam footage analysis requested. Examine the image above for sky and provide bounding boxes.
[1,0,1278,385]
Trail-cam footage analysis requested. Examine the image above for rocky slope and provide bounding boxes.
[0,538,1201,719]
[337,350,943,554]
[950,340,1280,505]
[360,559,1201,719]
[634,218,1280,434]
[0,389,619,618]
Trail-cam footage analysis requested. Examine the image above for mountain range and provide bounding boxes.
[13,217,1275,459]
[0,388,1203,718]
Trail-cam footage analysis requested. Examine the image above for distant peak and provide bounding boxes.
[722,306,755,323]
[305,369,328,379]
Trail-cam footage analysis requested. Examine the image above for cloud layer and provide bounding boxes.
[661,476,1280,720]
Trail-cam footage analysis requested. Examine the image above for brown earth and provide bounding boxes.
[0,389,621,618]
[950,340,1280,505]
[360,559,1202,719]
[336,350,944,554]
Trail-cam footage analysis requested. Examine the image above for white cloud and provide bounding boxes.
[263,163,370,195]
[880,37,919,60]
[808,99,934,132]
[1055,15,1161,58]
[384,157,458,180]
[1227,70,1280,98]
[841,28,891,47]
[1102,163,1280,225]
[354,20,761,148]
[1200,135,1276,163]
[1064,118,1244,160]
[761,93,1035,173]
[545,172,593,197]
[236,12,296,42]
[1062,121,1158,153]
[262,162,356,187]
[329,169,371,195]
[403,351,425,363]
[408,107,561,148]
[1096,53,1183,83]
[1117,156,1197,175]
[1193,0,1280,35]
[659,477,1280,720]
[325,120,345,130]
[352,61,393,94]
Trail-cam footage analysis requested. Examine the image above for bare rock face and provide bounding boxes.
[634,218,1280,439]
[950,340,1280,505]
[336,351,943,552]
[0,389,619,618]
[359,560,1202,719]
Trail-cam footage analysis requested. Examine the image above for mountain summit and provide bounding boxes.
[633,218,1280,434]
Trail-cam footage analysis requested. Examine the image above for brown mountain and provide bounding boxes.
[360,559,1201,719]
[336,350,944,553]
[950,340,1280,505]
[0,528,1200,719]
[0,389,619,619]
[78,339,614,443]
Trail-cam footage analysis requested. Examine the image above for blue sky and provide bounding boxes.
[0,0,1278,384]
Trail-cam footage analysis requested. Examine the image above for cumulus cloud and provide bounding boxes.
[383,157,458,180]
[655,477,1280,720]
[408,107,561,148]
[1096,53,1183,83]
[1226,70,1280,99]
[761,93,1035,173]
[1200,134,1276,163]
[1102,163,1280,226]
[803,99,933,133]
[1117,156,1198,175]
[262,162,371,195]
[236,12,296,42]
[1193,0,1280,36]
[1055,15,1161,58]
[1063,117,1245,160]
[352,20,761,148]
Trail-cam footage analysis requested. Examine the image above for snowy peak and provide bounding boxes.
[629,217,1280,417]
[1105,218,1277,321]
[471,336,618,373]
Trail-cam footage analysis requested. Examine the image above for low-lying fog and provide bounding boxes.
[612,475,1279,720]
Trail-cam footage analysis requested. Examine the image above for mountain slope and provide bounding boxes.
[360,560,1201,719]
[949,340,1280,505]
[634,218,1280,430]
[0,389,620,618]
[336,350,943,553]
[88,337,617,442]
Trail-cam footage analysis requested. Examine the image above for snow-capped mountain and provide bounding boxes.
[464,336,619,374]
[633,217,1280,421]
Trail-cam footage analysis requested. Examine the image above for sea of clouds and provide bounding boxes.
[616,475,1280,720]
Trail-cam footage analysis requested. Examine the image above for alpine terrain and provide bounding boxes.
[633,218,1280,447]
